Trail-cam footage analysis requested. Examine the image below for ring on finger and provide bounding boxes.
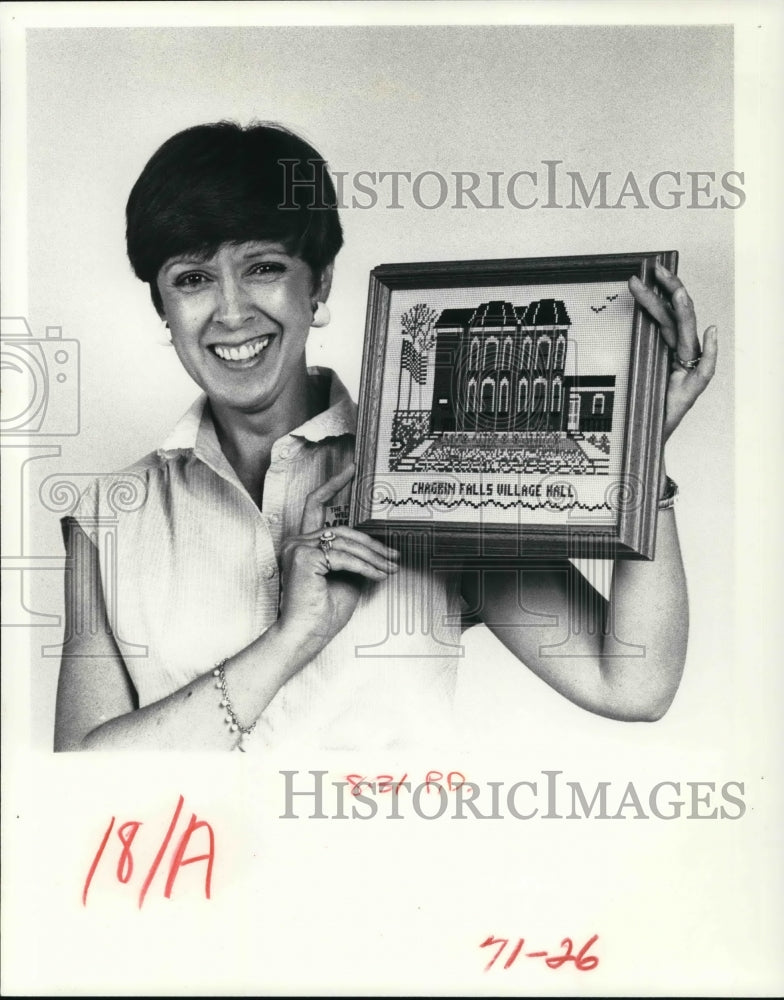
[675,350,701,371]
[319,530,337,554]
[322,552,332,573]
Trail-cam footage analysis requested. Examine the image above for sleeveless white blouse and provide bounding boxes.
[64,369,461,752]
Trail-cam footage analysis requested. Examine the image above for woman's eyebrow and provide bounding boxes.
[161,244,290,272]
[161,255,207,271]
[238,244,288,259]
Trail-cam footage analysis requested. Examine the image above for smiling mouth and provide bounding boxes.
[210,335,273,362]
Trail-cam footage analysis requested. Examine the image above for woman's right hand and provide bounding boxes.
[276,463,400,654]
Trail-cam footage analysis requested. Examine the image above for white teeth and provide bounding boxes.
[213,336,271,361]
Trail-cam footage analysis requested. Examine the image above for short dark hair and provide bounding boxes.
[126,121,344,314]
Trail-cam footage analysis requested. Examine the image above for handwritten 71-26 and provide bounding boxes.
[481,933,600,972]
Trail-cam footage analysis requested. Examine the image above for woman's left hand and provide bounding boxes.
[629,261,718,445]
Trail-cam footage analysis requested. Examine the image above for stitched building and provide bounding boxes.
[429,299,613,434]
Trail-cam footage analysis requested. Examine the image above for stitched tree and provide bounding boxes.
[399,303,438,409]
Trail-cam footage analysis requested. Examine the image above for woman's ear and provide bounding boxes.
[315,262,334,303]
[310,263,334,328]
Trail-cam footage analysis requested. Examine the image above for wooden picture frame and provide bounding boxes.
[349,251,675,560]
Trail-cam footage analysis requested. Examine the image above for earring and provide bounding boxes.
[311,301,331,328]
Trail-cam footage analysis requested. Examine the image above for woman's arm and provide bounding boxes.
[54,523,333,751]
[55,465,399,750]
[54,534,321,750]
[463,503,686,722]
[468,264,717,721]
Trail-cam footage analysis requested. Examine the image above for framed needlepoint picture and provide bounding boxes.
[350,251,675,560]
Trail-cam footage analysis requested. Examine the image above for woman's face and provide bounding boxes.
[156,240,331,417]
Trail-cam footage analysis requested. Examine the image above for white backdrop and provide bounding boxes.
[3,3,781,996]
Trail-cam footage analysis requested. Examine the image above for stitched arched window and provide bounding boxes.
[499,378,509,413]
[536,336,551,369]
[501,338,513,368]
[554,335,566,368]
[481,377,496,413]
[483,338,498,368]
[532,377,547,410]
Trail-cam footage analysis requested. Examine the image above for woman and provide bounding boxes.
[54,121,717,751]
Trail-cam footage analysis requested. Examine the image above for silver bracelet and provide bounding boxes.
[213,658,257,749]
[658,475,679,510]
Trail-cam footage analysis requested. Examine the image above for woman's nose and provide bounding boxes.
[213,276,255,329]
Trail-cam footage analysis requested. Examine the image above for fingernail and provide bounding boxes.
[655,261,669,273]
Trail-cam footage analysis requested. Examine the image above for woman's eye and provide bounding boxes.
[173,272,208,289]
[248,261,286,278]
[170,261,286,289]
